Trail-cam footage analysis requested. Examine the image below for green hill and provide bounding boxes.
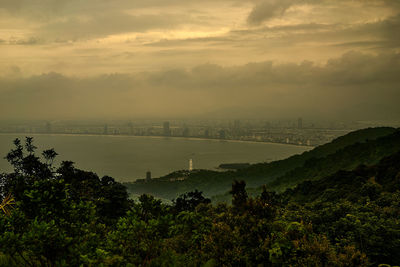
[266,129,400,192]
[272,150,400,265]
[283,150,400,203]
[125,127,398,200]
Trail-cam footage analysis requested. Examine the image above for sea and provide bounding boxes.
[0,134,311,182]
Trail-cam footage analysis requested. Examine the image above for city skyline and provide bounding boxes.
[0,117,389,147]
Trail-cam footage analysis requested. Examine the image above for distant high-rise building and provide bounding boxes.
[45,122,52,133]
[146,171,151,182]
[204,128,210,138]
[182,126,189,137]
[219,129,226,139]
[233,119,240,129]
[147,127,154,135]
[233,119,241,136]
[103,124,108,135]
[298,117,303,129]
[163,121,171,136]
[128,122,134,135]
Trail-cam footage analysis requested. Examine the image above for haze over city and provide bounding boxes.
[2,1,400,266]
[0,0,399,121]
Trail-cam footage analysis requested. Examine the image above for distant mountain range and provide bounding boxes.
[124,127,400,201]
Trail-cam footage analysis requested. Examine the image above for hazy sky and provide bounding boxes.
[0,0,399,120]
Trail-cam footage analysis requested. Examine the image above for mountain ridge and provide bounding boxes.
[125,127,398,200]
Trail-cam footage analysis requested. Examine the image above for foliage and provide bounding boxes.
[173,189,211,213]
[0,134,399,266]
[267,129,400,191]
[0,193,15,216]
[125,127,399,200]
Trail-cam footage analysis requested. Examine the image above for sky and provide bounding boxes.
[0,0,399,120]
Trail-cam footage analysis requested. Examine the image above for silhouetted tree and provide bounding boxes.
[173,189,211,212]
[230,180,247,210]
[25,136,37,155]
[136,194,164,221]
[5,138,24,173]
[42,148,58,167]
[260,185,279,206]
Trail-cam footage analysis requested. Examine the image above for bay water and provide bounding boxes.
[0,134,311,182]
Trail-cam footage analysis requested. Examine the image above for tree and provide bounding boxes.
[5,138,24,173]
[230,180,248,210]
[25,136,37,155]
[42,148,58,168]
[173,190,211,212]
[0,193,15,216]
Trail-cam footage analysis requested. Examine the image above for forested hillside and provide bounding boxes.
[266,129,400,191]
[1,136,399,266]
[126,127,399,200]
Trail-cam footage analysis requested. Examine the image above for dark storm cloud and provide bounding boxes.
[0,52,399,120]
[246,0,400,25]
[239,13,400,53]
[0,0,399,97]
[361,14,400,48]
[247,0,295,25]
[143,13,400,56]
[1,0,398,45]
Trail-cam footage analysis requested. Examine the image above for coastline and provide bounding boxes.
[0,132,314,148]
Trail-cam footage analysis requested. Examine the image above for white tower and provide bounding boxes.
[189,159,193,171]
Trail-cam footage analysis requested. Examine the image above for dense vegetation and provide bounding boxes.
[267,129,400,191]
[126,127,398,200]
[0,132,399,266]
